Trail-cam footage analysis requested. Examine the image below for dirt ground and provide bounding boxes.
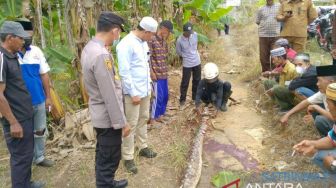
[0,25,335,188]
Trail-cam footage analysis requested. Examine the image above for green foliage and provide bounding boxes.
[0,0,23,25]
[211,171,242,188]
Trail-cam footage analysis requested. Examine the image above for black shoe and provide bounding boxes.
[139,147,157,158]
[31,181,46,188]
[220,103,228,112]
[112,179,128,188]
[36,159,55,167]
[124,160,138,174]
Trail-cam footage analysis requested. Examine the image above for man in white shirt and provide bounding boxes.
[117,17,158,174]
[280,65,336,136]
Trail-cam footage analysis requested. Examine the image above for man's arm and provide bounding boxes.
[307,0,318,24]
[148,41,157,81]
[41,74,51,110]
[256,8,262,25]
[216,82,224,110]
[308,105,334,120]
[0,84,23,138]
[116,43,138,97]
[312,137,335,150]
[37,46,51,109]
[93,54,127,129]
[176,38,182,57]
[195,80,204,108]
[280,99,311,125]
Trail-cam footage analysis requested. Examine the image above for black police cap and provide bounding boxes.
[316,65,336,77]
[98,11,125,32]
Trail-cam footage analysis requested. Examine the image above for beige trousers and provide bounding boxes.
[122,95,150,160]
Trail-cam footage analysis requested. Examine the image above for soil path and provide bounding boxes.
[198,33,265,188]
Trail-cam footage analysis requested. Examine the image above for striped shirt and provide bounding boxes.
[148,35,168,80]
[256,3,281,37]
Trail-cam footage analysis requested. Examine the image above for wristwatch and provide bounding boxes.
[331,160,336,171]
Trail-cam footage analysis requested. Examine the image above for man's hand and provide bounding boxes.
[280,114,289,126]
[307,105,318,114]
[150,71,157,82]
[331,49,336,59]
[303,114,314,125]
[262,71,271,77]
[293,140,317,156]
[10,122,23,138]
[122,123,131,137]
[45,97,52,112]
[323,155,335,171]
[131,96,141,105]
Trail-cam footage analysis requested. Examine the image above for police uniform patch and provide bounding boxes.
[105,59,113,70]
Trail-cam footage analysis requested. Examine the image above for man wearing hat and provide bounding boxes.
[274,38,297,62]
[264,53,317,113]
[276,0,317,52]
[81,12,130,188]
[0,21,44,188]
[280,65,336,136]
[117,16,158,174]
[176,22,201,109]
[293,83,336,177]
[256,0,281,72]
[262,47,297,112]
[15,19,54,168]
[148,20,173,126]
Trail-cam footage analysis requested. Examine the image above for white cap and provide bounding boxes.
[139,17,158,33]
[203,63,219,80]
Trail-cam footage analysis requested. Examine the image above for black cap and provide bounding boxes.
[98,11,125,32]
[183,22,193,33]
[316,65,336,77]
[160,20,174,33]
[15,18,33,31]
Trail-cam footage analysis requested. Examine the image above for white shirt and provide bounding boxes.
[19,45,50,74]
[307,92,329,111]
[117,32,151,98]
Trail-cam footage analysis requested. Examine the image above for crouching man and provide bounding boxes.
[293,83,336,177]
[195,63,232,117]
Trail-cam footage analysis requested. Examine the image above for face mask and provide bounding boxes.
[24,38,32,50]
[296,66,306,74]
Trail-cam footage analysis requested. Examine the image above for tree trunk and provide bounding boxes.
[36,0,46,49]
[48,1,54,47]
[56,0,65,44]
[63,0,75,51]
[152,0,160,21]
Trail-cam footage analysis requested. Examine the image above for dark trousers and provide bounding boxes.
[333,58,336,65]
[259,37,278,72]
[201,82,232,106]
[224,24,229,35]
[95,127,122,188]
[2,118,34,188]
[180,65,201,103]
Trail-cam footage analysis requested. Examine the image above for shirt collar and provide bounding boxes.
[182,33,194,40]
[130,32,144,43]
[0,46,17,59]
[92,37,105,47]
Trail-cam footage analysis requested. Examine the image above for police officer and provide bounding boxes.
[81,12,130,188]
[0,21,45,188]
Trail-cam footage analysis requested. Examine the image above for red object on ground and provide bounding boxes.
[222,179,240,188]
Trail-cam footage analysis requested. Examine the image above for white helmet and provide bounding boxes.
[203,63,219,80]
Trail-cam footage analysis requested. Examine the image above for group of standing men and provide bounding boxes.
[81,11,208,188]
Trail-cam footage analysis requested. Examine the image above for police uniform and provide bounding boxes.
[277,0,317,52]
[81,12,127,187]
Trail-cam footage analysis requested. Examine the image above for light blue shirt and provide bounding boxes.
[176,32,201,68]
[117,32,151,98]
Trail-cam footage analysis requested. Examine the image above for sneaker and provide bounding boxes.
[36,159,55,167]
[112,179,128,188]
[124,160,138,174]
[31,181,46,188]
[139,147,157,158]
